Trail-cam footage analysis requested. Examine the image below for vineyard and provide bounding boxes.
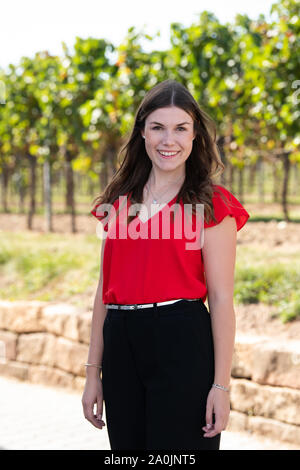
[0,0,299,233]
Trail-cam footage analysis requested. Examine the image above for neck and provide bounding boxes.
[148,168,185,192]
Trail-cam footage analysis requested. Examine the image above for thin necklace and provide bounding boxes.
[147,175,184,205]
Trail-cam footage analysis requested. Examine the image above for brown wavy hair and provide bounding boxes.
[91,79,227,225]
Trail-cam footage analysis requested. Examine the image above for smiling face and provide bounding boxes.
[141,106,195,171]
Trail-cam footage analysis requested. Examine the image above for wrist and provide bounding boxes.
[212,383,230,393]
[86,368,102,379]
[85,362,102,379]
[213,377,230,389]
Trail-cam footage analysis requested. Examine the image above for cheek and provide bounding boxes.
[145,135,159,149]
[145,142,158,159]
[181,136,194,152]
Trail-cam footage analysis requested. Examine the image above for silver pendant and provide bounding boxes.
[153,199,158,204]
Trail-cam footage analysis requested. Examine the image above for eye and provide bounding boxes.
[151,126,186,131]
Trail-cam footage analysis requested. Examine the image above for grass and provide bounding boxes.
[235,246,300,322]
[0,231,102,310]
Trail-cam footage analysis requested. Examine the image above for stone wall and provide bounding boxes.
[0,301,90,391]
[0,300,299,446]
[230,335,300,446]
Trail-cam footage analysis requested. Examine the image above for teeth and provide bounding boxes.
[158,151,178,156]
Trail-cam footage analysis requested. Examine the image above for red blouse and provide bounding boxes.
[91,184,250,305]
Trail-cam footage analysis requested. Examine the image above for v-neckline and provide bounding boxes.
[136,193,179,225]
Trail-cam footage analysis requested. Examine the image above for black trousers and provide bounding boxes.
[102,299,221,450]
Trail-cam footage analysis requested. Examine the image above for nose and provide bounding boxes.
[161,130,176,145]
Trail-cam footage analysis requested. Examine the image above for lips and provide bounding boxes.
[157,150,180,159]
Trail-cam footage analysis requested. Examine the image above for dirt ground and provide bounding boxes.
[1,203,300,340]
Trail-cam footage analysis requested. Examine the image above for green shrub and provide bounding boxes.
[235,263,300,321]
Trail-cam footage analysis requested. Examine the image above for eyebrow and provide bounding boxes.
[149,121,192,126]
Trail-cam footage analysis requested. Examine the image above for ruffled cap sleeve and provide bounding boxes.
[91,197,121,232]
[204,185,250,231]
[90,205,109,231]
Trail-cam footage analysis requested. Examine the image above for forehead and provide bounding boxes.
[146,106,193,124]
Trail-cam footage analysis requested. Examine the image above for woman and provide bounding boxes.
[82,79,250,450]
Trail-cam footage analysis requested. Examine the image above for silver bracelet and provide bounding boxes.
[84,363,102,369]
[212,383,229,392]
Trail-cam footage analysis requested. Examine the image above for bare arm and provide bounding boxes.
[201,215,237,437]
[202,214,237,387]
[86,235,107,379]
[81,234,108,429]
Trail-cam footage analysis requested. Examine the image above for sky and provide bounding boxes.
[1,0,277,71]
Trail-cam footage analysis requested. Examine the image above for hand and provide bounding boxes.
[81,376,106,429]
[202,386,230,438]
